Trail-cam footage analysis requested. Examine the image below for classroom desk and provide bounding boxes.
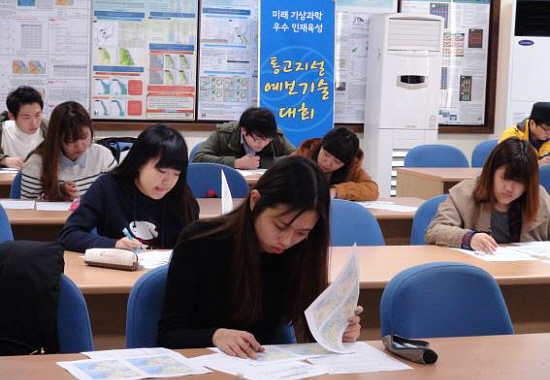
[396,167,481,199]
[3,197,423,245]
[66,245,550,350]
[0,172,16,198]
[2,334,550,379]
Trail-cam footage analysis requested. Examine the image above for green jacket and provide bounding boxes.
[193,121,295,168]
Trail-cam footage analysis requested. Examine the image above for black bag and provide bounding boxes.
[95,137,136,162]
[0,240,65,355]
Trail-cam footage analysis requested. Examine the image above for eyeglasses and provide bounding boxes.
[249,134,273,143]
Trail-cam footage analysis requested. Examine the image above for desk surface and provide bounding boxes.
[396,167,481,181]
[0,171,16,185]
[66,245,550,295]
[1,334,549,379]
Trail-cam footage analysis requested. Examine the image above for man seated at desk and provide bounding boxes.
[193,107,295,169]
[500,102,550,165]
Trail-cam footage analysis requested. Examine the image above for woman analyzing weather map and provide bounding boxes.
[158,156,363,358]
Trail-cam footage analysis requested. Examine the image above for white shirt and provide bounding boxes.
[1,120,43,158]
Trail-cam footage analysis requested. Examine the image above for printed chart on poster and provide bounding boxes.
[334,0,397,124]
[91,0,198,120]
[197,0,258,121]
[0,0,91,117]
[401,0,490,125]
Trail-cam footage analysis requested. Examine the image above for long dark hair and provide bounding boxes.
[111,123,198,225]
[184,156,330,327]
[312,127,359,184]
[33,101,92,200]
[475,137,539,224]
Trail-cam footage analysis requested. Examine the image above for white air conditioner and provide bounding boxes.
[363,13,443,197]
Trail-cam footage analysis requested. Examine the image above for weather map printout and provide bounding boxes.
[305,246,359,353]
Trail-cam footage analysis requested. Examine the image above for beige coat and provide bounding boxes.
[425,178,550,247]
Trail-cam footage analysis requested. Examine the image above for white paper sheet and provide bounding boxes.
[83,347,175,359]
[221,170,233,215]
[0,168,19,173]
[138,250,172,269]
[208,345,312,366]
[453,247,537,262]
[191,353,326,380]
[305,245,360,353]
[58,352,210,380]
[306,342,412,374]
[511,242,550,258]
[35,201,72,211]
[0,199,35,209]
[357,201,418,213]
[236,169,267,177]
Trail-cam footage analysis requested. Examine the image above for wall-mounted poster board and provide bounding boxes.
[0,0,91,117]
[91,0,198,120]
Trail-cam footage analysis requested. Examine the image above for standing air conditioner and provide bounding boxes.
[506,0,550,126]
[363,13,443,197]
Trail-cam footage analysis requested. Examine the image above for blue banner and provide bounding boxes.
[259,0,335,146]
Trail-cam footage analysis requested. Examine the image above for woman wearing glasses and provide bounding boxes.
[193,107,295,169]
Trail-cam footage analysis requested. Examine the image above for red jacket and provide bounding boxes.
[293,138,379,201]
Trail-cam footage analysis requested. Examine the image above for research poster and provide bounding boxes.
[0,0,91,116]
[91,0,198,120]
[334,0,397,123]
[401,0,491,125]
[197,0,258,121]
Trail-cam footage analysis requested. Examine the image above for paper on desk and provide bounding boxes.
[35,201,72,211]
[357,201,418,213]
[0,167,19,173]
[305,245,359,353]
[83,347,174,359]
[192,353,326,380]
[453,246,537,261]
[236,169,267,177]
[306,342,412,374]
[221,170,233,215]
[138,250,172,269]
[0,199,35,209]
[511,242,550,259]
[207,345,316,366]
[58,352,210,380]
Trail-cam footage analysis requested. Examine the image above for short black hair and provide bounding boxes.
[6,86,44,118]
[530,102,550,126]
[320,127,359,165]
[238,107,277,138]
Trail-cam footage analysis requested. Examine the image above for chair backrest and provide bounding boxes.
[404,144,469,168]
[187,162,249,198]
[189,142,202,160]
[380,262,514,339]
[57,274,94,353]
[540,165,550,194]
[471,139,498,168]
[126,265,168,348]
[9,171,22,199]
[0,204,14,243]
[410,195,448,245]
[330,199,385,246]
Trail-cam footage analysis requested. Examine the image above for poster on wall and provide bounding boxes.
[259,0,335,146]
[91,0,198,120]
[0,0,91,117]
[334,0,397,124]
[401,0,490,125]
[197,0,258,121]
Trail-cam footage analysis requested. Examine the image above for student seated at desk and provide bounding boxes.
[293,127,378,201]
[158,156,362,356]
[426,138,550,253]
[59,124,198,253]
[193,107,295,169]
[500,102,550,165]
[20,101,115,200]
[0,86,47,169]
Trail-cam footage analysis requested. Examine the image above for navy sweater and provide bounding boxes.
[58,174,199,252]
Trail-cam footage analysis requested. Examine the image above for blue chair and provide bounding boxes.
[0,204,14,243]
[410,195,448,245]
[380,262,514,339]
[57,274,94,353]
[187,163,249,198]
[404,144,469,168]
[540,165,550,194]
[330,199,385,246]
[189,142,202,161]
[471,140,498,167]
[126,265,168,348]
[9,171,22,198]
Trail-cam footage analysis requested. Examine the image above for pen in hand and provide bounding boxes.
[122,228,141,255]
